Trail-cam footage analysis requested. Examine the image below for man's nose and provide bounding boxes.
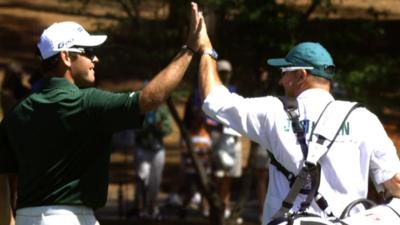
[92,56,99,63]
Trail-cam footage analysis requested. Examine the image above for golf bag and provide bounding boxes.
[270,197,400,225]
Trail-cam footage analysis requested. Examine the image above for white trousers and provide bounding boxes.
[16,205,99,225]
[134,147,165,212]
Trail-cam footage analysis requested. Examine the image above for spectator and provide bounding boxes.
[1,61,31,114]
[211,59,242,219]
[0,61,33,225]
[132,103,172,219]
[250,66,271,221]
[0,68,8,225]
[179,87,213,218]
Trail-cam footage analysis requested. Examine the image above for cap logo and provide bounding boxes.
[58,38,75,49]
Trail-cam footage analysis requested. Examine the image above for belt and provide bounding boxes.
[17,205,94,216]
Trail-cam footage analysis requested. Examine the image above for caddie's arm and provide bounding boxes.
[139,2,201,112]
[384,173,400,198]
[197,10,223,100]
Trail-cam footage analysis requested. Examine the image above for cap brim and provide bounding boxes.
[267,58,293,67]
[75,35,107,47]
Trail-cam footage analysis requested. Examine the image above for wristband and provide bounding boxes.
[202,49,219,60]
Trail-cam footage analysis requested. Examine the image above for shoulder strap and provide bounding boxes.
[306,101,362,165]
[278,96,309,159]
[271,98,362,222]
[302,101,362,215]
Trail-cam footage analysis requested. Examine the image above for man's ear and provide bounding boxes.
[296,69,307,81]
[60,51,72,67]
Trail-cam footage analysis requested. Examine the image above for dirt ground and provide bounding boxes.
[1,0,400,224]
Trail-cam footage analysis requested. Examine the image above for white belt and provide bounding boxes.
[17,205,94,216]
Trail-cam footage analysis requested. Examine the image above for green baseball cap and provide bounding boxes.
[267,42,336,80]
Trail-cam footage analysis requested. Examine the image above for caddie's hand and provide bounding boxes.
[186,2,202,52]
[384,173,400,198]
[197,11,213,52]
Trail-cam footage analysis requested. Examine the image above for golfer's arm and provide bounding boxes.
[0,174,15,225]
[198,54,223,100]
[139,49,194,112]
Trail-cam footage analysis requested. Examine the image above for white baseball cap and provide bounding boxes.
[217,59,232,72]
[37,21,107,60]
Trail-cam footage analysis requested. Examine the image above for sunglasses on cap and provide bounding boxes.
[281,65,336,74]
[281,66,314,73]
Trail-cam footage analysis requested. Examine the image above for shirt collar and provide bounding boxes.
[42,77,79,91]
[297,88,334,102]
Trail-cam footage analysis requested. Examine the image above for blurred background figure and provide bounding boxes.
[250,66,271,222]
[211,59,243,219]
[0,66,15,225]
[0,66,4,119]
[1,61,31,114]
[0,61,33,225]
[178,82,213,218]
[131,102,172,220]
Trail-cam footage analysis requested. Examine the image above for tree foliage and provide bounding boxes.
[69,0,399,113]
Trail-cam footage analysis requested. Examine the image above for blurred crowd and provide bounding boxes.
[105,59,271,223]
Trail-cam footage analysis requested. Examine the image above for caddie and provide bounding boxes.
[195,23,400,225]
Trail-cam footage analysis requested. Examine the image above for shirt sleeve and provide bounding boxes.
[363,110,400,191]
[202,85,278,149]
[0,121,18,174]
[83,88,144,134]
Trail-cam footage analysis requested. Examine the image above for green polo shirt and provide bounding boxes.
[0,77,143,209]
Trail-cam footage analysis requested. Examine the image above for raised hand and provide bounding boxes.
[197,11,213,52]
[186,2,202,52]
[186,2,213,53]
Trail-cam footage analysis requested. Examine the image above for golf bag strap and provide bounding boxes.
[269,167,312,224]
[270,98,332,221]
[300,101,362,213]
[271,98,362,221]
[270,97,331,194]
[306,101,363,164]
[302,101,362,214]
[269,152,311,195]
[269,153,296,184]
[280,97,309,159]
